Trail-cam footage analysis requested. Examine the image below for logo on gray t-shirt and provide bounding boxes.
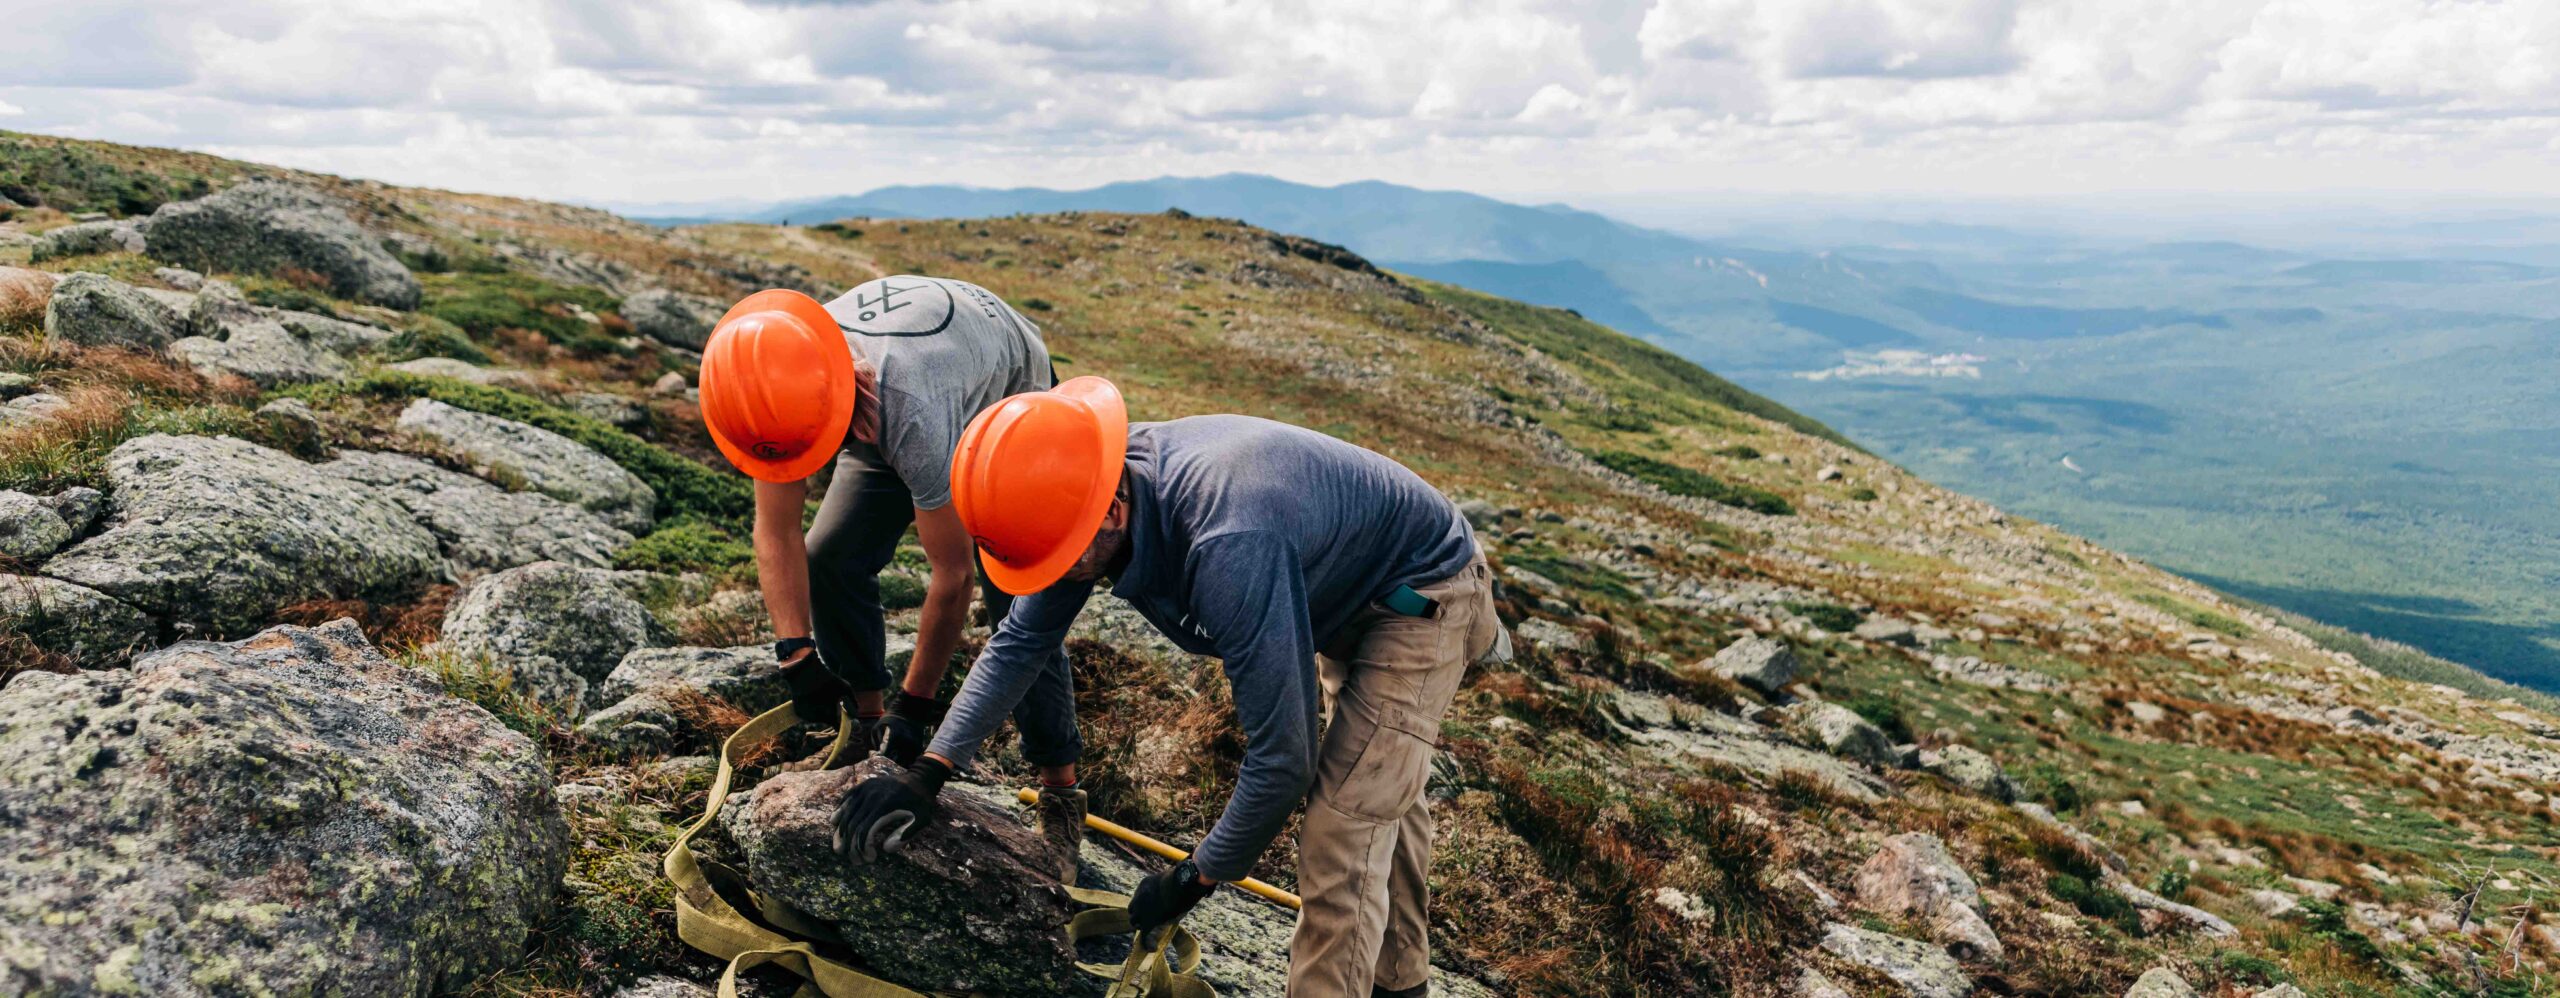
[839,277,955,336]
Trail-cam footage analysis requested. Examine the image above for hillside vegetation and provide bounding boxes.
[7,131,2560,997]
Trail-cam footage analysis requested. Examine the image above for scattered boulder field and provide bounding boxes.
[3,130,2557,996]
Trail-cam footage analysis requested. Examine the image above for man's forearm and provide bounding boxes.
[900,573,973,698]
[752,485,814,639]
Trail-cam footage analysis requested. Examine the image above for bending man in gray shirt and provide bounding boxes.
[835,378,1498,998]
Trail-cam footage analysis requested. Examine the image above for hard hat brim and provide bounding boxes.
[703,289,858,483]
[978,376,1129,595]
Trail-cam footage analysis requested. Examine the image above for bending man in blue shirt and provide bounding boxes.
[835,377,1499,998]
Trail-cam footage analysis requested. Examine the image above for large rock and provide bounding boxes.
[397,398,656,531]
[42,272,185,350]
[1854,833,2002,962]
[0,575,152,669]
[1817,923,1970,998]
[42,435,440,632]
[622,288,728,350]
[2124,967,2198,997]
[140,180,422,308]
[1921,744,2020,803]
[318,450,633,577]
[1787,701,1897,767]
[596,645,785,708]
[438,561,668,712]
[0,620,567,995]
[578,645,787,751]
[1707,636,1797,693]
[161,284,391,387]
[722,758,1087,996]
[0,489,73,560]
[28,219,144,262]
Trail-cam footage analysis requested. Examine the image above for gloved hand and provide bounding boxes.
[877,691,943,766]
[779,652,851,724]
[1128,858,1216,936]
[833,756,951,863]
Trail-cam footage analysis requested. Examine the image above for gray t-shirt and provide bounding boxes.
[823,276,1052,509]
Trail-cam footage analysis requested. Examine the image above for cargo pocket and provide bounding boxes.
[1323,695,1438,825]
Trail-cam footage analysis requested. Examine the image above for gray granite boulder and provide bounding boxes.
[1817,923,1969,998]
[167,282,392,386]
[42,272,185,350]
[1921,744,2020,803]
[722,758,1088,996]
[1788,701,1897,767]
[438,561,669,714]
[578,645,788,751]
[0,575,152,669]
[622,287,727,350]
[397,398,656,531]
[0,490,72,561]
[140,181,421,308]
[41,435,440,632]
[1707,636,1797,694]
[0,620,566,994]
[2124,967,2197,997]
[318,450,632,577]
[28,219,144,262]
[1854,832,2002,962]
[42,486,104,535]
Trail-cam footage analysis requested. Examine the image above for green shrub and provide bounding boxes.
[1783,600,1863,633]
[420,271,625,355]
[2020,761,2088,813]
[294,371,753,529]
[811,222,862,239]
[2298,899,2388,968]
[1838,691,1914,744]
[382,315,490,364]
[1019,297,1053,311]
[2047,873,2139,932]
[245,284,338,316]
[1586,449,1793,516]
[0,134,223,215]
[2135,592,2251,638]
[878,569,927,611]
[1714,444,1761,460]
[2149,866,2192,902]
[2213,950,2288,987]
[614,517,753,575]
[1848,487,1879,501]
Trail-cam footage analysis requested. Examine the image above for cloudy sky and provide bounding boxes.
[3,0,2556,207]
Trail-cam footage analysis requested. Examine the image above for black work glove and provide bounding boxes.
[876,691,943,767]
[834,756,951,863]
[779,652,851,724]
[1128,858,1216,936]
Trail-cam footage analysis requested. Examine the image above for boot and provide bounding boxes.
[1034,784,1088,883]
[1371,984,1428,998]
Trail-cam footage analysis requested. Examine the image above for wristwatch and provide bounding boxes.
[775,636,817,661]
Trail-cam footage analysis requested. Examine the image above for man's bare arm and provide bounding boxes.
[902,503,979,698]
[753,478,814,649]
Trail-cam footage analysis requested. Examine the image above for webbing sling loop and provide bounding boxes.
[661,702,1216,998]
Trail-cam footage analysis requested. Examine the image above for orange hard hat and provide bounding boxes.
[949,376,1130,595]
[698,289,857,482]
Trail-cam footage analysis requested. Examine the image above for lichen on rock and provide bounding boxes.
[0,620,567,996]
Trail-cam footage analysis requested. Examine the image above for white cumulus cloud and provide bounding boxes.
[0,0,2552,202]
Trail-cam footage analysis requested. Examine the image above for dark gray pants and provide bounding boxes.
[805,443,1083,766]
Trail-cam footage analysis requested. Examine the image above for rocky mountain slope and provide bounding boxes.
[5,130,2559,997]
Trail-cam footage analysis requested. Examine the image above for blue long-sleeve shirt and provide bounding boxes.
[927,415,1476,881]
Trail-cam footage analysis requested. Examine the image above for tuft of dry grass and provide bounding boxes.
[0,267,56,334]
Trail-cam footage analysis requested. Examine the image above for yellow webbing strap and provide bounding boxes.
[662,702,1216,998]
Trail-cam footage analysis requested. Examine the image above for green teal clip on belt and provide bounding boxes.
[1383,584,1438,618]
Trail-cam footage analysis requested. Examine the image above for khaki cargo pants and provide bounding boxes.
[1288,554,1498,996]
